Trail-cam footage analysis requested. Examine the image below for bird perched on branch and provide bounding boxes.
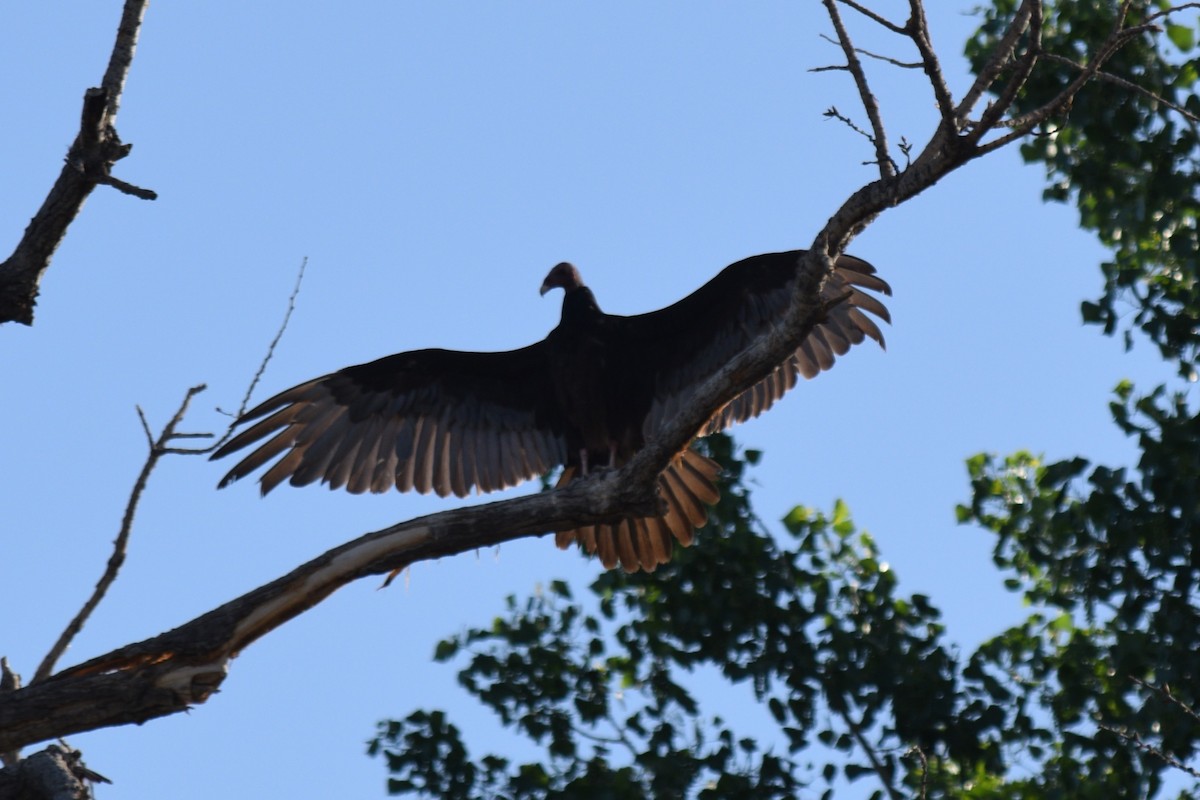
[212,250,890,571]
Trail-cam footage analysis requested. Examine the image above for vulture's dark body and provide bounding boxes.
[212,250,892,571]
[545,285,657,468]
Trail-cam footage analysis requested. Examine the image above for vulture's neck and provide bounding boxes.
[559,286,603,330]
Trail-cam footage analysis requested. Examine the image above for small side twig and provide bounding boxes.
[834,0,907,35]
[32,385,208,684]
[1131,676,1200,726]
[905,745,930,799]
[836,699,904,800]
[1096,676,1200,780]
[818,33,922,69]
[212,256,308,450]
[1098,722,1200,779]
[96,173,157,200]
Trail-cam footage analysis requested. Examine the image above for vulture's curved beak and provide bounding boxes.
[539,281,552,297]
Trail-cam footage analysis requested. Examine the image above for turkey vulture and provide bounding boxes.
[212,250,890,571]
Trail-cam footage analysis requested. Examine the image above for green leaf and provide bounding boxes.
[433,638,459,662]
[1167,22,1195,51]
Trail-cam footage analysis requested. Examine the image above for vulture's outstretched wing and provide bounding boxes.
[625,251,891,438]
[213,345,568,498]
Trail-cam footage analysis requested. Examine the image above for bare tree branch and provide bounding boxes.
[1039,52,1200,126]
[1098,722,1200,780]
[837,698,904,800]
[956,0,1036,124]
[818,34,922,69]
[972,6,1152,156]
[31,386,208,685]
[834,0,906,35]
[970,0,1044,146]
[905,0,958,133]
[822,0,896,178]
[0,0,154,326]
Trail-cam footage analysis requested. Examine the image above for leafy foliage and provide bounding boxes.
[368,436,1068,798]
[967,0,1200,375]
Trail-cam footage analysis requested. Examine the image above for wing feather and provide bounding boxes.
[371,416,402,493]
[613,250,889,440]
[213,344,568,497]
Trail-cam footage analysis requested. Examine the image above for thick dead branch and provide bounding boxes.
[0,744,109,800]
[0,465,679,752]
[0,0,153,326]
[0,660,20,768]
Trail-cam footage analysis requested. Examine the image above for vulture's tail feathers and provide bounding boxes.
[554,448,721,571]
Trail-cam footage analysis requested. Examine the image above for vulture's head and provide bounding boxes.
[539,262,584,296]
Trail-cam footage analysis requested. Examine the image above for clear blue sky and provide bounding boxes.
[2,3,1174,797]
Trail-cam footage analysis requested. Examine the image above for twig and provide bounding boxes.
[96,174,157,200]
[822,0,896,178]
[212,256,308,450]
[1146,2,1200,24]
[1131,676,1200,726]
[905,745,929,799]
[972,7,1149,156]
[1095,675,1200,780]
[818,34,922,69]
[29,259,308,685]
[823,107,898,170]
[1098,723,1200,779]
[836,699,904,800]
[1039,52,1200,126]
[32,385,208,684]
[834,0,907,35]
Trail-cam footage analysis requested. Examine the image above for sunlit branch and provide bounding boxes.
[822,0,896,178]
[956,0,1036,124]
[905,0,958,133]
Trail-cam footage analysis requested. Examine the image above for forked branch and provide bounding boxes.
[31,386,210,685]
[0,0,154,326]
